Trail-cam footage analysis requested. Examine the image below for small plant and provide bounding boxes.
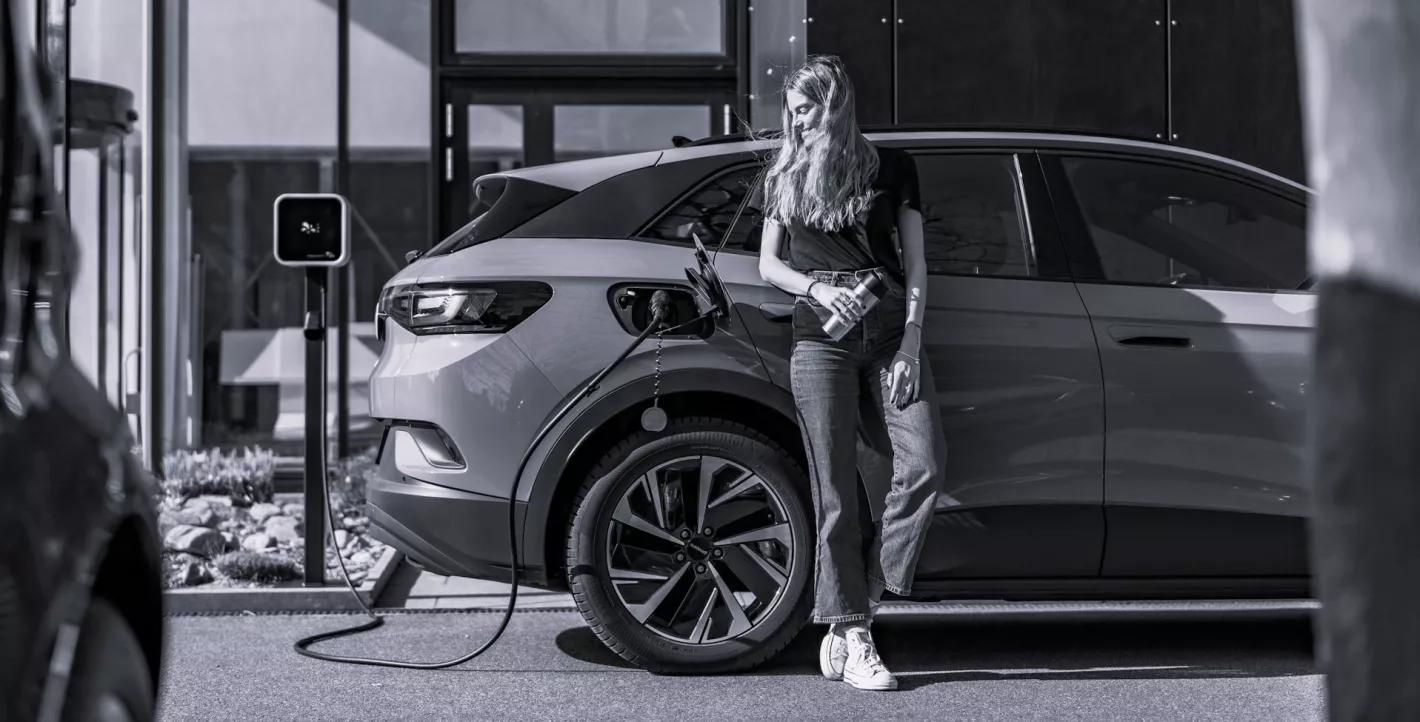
[328,446,379,516]
[214,550,301,583]
[161,447,276,506]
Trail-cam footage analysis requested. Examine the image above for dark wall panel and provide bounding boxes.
[1172,0,1306,182]
[807,0,894,125]
[895,0,1167,138]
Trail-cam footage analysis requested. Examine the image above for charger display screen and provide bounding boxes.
[275,195,346,266]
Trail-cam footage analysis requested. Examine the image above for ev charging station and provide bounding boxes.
[273,193,350,585]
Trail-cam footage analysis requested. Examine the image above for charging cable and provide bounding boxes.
[294,302,711,669]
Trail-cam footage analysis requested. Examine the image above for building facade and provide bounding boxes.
[43,0,1303,469]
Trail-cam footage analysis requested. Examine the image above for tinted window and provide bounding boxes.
[1062,157,1307,291]
[427,175,573,257]
[641,164,765,253]
[915,154,1035,277]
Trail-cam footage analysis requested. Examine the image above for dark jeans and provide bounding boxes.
[790,275,948,624]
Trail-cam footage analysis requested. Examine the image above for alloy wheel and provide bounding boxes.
[604,454,796,644]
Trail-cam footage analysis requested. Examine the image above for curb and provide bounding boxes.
[163,547,404,615]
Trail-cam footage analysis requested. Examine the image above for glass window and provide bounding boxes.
[553,104,710,161]
[454,0,726,56]
[916,154,1035,277]
[469,104,524,175]
[1062,157,1307,291]
[748,0,806,129]
[352,0,433,328]
[188,0,337,448]
[641,165,765,253]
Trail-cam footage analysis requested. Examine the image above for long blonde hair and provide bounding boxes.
[762,55,879,232]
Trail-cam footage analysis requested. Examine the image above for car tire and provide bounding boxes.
[61,598,154,722]
[566,416,813,674]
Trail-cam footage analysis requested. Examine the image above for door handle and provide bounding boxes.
[1107,325,1191,348]
[1116,335,1191,348]
[758,302,794,322]
[121,347,142,413]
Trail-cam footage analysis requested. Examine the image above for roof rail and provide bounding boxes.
[680,123,1157,148]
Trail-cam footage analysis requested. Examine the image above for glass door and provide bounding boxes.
[440,84,735,235]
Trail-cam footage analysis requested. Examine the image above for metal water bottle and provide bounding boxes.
[822,271,884,341]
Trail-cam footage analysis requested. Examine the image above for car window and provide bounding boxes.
[1062,156,1307,291]
[640,164,765,253]
[915,153,1036,277]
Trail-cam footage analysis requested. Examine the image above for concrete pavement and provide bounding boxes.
[157,607,1324,721]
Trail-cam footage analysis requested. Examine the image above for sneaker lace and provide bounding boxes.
[847,632,888,675]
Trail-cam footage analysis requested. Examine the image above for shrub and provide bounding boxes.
[328,446,379,516]
[214,550,301,583]
[161,447,275,506]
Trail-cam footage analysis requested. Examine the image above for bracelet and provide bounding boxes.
[806,280,819,296]
[894,350,919,363]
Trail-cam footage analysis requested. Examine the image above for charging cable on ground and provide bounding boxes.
[294,299,709,669]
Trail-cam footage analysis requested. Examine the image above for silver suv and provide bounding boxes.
[367,130,1313,673]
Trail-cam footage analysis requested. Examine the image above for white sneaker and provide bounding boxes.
[819,629,848,680]
[841,628,898,691]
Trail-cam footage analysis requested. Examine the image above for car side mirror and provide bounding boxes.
[405,249,423,265]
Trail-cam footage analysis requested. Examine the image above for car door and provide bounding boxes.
[898,148,1105,580]
[647,146,1108,580]
[1042,152,1312,578]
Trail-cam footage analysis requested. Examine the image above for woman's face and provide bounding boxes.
[786,89,824,144]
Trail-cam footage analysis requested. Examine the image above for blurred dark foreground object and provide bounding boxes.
[1297,0,1420,718]
[1310,280,1420,720]
[0,1,164,720]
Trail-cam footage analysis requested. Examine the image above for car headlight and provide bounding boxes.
[378,281,552,335]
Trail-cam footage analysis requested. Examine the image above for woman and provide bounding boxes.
[756,55,947,691]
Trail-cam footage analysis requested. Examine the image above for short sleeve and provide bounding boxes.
[894,148,922,213]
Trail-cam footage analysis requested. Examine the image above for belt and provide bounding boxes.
[807,267,886,288]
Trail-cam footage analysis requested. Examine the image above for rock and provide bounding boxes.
[347,571,368,585]
[242,533,275,551]
[249,503,282,524]
[282,503,303,517]
[158,510,196,537]
[197,494,233,509]
[263,515,302,544]
[221,532,239,551]
[182,561,212,586]
[334,530,350,549]
[350,550,374,567]
[183,497,211,511]
[190,507,220,528]
[164,524,226,558]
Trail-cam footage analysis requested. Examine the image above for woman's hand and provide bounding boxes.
[809,283,865,324]
[889,350,920,409]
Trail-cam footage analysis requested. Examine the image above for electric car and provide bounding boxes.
[368,128,1313,673]
[0,5,165,719]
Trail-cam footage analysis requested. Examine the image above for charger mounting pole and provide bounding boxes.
[273,193,350,587]
[302,268,328,585]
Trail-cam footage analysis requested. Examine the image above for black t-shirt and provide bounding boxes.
[778,146,921,287]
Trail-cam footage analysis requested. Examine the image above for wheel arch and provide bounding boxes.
[89,512,163,695]
[522,369,805,591]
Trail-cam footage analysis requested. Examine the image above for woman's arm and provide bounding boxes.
[759,217,866,321]
[886,203,929,408]
[897,205,928,356]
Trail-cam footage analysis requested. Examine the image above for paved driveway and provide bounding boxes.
[157,606,1323,721]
